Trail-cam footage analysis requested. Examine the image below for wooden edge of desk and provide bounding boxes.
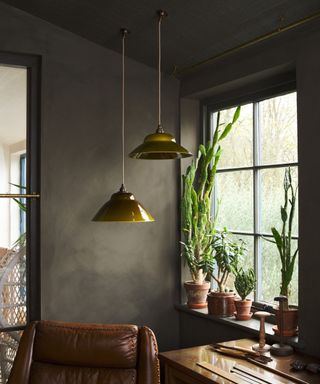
[159,339,320,384]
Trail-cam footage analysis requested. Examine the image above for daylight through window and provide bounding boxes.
[211,91,298,304]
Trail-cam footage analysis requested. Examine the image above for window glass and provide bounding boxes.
[216,170,253,232]
[261,237,298,304]
[260,93,298,165]
[217,103,253,169]
[260,166,298,235]
[211,91,298,305]
[0,66,27,193]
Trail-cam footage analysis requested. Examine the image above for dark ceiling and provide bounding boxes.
[2,0,320,73]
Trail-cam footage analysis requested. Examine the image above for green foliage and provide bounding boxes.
[9,183,27,248]
[268,168,298,304]
[234,268,256,301]
[212,228,246,292]
[181,106,241,284]
[13,198,26,213]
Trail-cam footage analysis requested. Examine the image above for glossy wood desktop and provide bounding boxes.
[160,339,319,384]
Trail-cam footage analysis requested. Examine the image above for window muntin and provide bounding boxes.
[211,91,298,305]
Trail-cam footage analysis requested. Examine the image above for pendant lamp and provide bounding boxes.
[129,10,192,160]
[93,29,154,222]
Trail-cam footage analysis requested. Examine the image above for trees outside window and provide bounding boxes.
[210,92,298,304]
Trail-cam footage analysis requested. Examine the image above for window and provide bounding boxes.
[0,54,40,383]
[209,91,298,305]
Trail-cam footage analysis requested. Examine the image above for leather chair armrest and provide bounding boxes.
[7,321,37,384]
[138,326,160,384]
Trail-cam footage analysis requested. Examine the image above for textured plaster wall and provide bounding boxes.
[0,2,180,351]
[180,20,320,357]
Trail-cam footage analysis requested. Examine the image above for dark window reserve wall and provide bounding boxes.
[179,311,253,348]
[179,19,320,358]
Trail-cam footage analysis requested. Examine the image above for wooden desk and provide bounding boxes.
[160,339,319,384]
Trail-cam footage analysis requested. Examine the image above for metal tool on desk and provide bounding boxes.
[199,361,283,384]
[231,364,285,384]
[212,344,308,384]
[270,296,294,356]
[246,356,309,384]
[212,343,272,364]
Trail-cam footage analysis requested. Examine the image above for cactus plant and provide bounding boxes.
[234,267,256,320]
[234,268,256,301]
[181,106,241,285]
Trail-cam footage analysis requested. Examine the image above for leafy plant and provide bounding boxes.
[265,168,298,307]
[234,268,256,301]
[181,107,241,284]
[212,229,246,292]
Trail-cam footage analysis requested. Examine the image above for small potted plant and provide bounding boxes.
[207,229,246,317]
[267,167,298,336]
[181,107,240,309]
[234,268,256,320]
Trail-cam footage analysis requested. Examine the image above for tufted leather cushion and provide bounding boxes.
[29,363,137,384]
[33,321,138,368]
[8,321,160,384]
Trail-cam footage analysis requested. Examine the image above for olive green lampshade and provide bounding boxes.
[129,131,192,159]
[93,185,154,222]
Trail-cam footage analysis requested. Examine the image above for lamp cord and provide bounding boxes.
[121,31,126,190]
[157,13,165,133]
[158,14,161,129]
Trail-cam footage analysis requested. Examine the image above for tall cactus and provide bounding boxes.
[181,106,241,284]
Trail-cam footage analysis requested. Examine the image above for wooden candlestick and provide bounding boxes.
[252,311,271,352]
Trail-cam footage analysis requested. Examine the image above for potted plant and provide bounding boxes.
[268,167,298,336]
[234,268,256,320]
[181,106,240,309]
[207,229,246,317]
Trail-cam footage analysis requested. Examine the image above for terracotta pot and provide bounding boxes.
[234,299,253,321]
[207,291,235,317]
[273,307,298,337]
[184,281,210,309]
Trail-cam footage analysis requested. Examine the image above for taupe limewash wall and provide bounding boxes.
[179,19,320,357]
[0,2,181,351]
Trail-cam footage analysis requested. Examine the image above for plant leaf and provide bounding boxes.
[271,227,283,255]
[9,182,27,190]
[219,123,232,141]
[232,106,241,124]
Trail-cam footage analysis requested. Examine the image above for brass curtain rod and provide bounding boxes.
[0,194,40,198]
[175,10,320,76]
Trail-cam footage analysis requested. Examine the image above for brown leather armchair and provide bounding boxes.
[8,320,160,384]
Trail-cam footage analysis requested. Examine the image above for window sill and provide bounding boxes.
[175,304,300,348]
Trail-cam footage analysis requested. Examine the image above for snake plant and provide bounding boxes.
[181,106,241,284]
[267,168,298,307]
